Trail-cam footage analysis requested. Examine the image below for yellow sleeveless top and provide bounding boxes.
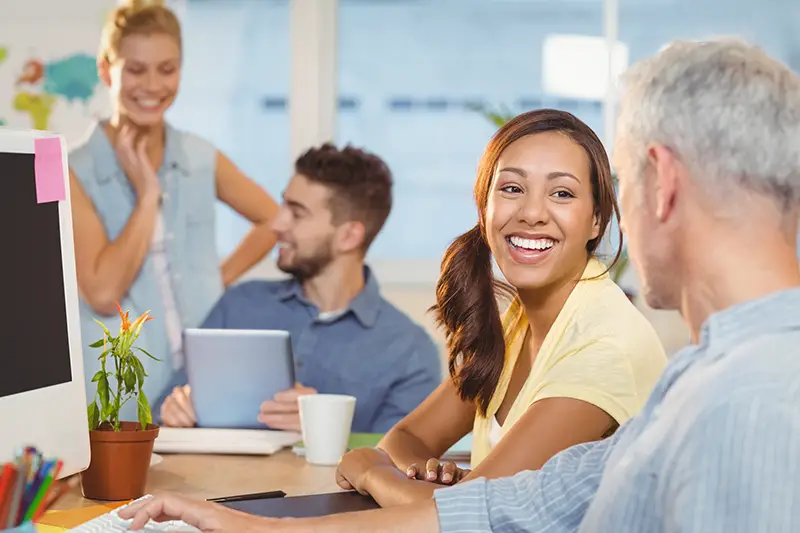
[471,258,667,466]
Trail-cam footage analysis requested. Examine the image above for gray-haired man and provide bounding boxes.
[120,38,800,533]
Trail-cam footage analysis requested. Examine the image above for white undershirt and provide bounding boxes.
[151,212,184,369]
[489,415,503,449]
[317,309,347,322]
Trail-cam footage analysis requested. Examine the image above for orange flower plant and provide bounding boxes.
[87,302,159,432]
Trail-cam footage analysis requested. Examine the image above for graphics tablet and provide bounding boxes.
[184,329,295,428]
[222,492,379,518]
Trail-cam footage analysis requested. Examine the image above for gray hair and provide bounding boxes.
[616,37,800,209]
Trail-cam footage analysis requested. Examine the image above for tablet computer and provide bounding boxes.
[184,328,295,429]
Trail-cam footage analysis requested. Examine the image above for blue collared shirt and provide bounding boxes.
[154,268,442,433]
[434,288,800,533]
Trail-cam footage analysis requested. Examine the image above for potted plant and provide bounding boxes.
[472,103,636,299]
[80,302,160,501]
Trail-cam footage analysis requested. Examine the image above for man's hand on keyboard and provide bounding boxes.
[118,493,278,532]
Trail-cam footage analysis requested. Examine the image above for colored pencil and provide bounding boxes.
[5,457,27,528]
[0,465,18,527]
[27,460,62,522]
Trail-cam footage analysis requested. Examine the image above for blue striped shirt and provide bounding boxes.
[434,288,800,533]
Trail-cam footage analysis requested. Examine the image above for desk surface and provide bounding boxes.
[55,450,341,511]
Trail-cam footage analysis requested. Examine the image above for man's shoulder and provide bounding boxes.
[373,296,429,338]
[712,328,800,390]
[664,329,800,440]
[219,278,291,308]
[364,297,438,361]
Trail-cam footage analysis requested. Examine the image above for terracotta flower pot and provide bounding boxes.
[80,421,160,501]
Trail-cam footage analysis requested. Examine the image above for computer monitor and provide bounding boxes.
[0,130,90,477]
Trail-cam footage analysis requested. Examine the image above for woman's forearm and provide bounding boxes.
[378,428,441,472]
[83,193,160,314]
[221,222,277,287]
[363,466,438,508]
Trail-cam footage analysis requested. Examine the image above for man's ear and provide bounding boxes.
[97,59,112,88]
[647,144,679,223]
[335,220,367,254]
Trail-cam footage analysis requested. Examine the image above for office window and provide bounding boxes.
[620,0,797,70]
[336,0,605,272]
[167,0,290,259]
[543,34,629,101]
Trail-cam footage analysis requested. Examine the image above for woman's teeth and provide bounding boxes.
[508,236,555,251]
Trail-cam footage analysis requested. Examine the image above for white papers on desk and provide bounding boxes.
[153,428,302,455]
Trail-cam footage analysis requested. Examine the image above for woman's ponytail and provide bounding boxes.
[430,225,508,415]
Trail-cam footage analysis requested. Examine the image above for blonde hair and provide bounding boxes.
[99,0,182,63]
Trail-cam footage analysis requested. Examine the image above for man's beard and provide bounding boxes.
[277,241,335,282]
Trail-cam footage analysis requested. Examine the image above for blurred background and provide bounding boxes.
[3,0,798,358]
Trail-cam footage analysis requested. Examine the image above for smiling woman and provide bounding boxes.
[66,0,280,422]
[333,109,668,508]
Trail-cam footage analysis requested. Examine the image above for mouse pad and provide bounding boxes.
[221,491,379,518]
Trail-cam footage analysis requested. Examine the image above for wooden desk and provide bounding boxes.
[55,450,341,511]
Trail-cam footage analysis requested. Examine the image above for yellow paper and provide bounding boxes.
[37,503,122,528]
[36,525,67,533]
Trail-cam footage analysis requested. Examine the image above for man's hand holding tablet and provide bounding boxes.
[161,383,317,430]
[257,384,318,432]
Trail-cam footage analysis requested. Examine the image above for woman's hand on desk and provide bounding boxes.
[406,458,470,485]
[257,384,317,431]
[335,447,399,495]
[119,492,281,533]
[161,385,197,427]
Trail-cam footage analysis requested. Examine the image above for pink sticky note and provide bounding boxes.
[34,137,66,203]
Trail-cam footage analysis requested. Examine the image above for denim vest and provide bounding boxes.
[69,121,223,421]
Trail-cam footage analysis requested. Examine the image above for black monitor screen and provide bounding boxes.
[0,151,72,398]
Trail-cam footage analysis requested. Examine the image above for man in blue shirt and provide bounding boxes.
[156,144,441,433]
[122,38,800,532]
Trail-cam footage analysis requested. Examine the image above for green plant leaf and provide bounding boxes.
[124,368,136,394]
[96,348,112,360]
[88,338,105,348]
[468,102,515,128]
[130,356,147,388]
[93,318,112,339]
[87,401,99,430]
[91,370,104,383]
[134,347,161,361]
[98,373,110,420]
[137,388,152,430]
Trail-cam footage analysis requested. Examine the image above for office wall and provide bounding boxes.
[8,0,794,360]
[168,0,800,267]
[0,0,113,143]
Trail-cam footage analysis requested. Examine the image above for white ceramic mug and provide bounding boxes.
[298,394,356,466]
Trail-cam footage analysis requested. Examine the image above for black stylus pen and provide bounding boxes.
[207,490,286,503]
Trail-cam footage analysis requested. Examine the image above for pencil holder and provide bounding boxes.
[1,522,37,533]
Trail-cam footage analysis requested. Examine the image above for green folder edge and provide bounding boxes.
[294,433,384,451]
[293,433,472,457]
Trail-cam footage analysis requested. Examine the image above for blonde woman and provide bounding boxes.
[69,0,279,419]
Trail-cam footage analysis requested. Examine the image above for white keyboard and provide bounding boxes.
[66,495,202,532]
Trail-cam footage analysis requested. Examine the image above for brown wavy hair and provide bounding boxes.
[295,143,393,251]
[431,109,621,415]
